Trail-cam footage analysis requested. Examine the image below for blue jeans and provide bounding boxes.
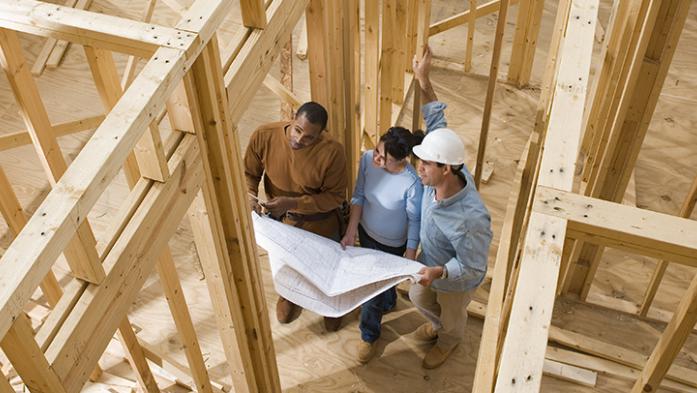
[358,225,406,343]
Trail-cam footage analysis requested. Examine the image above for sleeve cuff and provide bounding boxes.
[350,196,364,206]
[407,239,419,250]
[444,257,462,281]
[421,101,447,118]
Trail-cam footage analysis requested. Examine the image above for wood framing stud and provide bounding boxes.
[474,0,510,187]
[495,1,597,390]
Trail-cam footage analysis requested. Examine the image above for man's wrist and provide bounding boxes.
[439,266,448,280]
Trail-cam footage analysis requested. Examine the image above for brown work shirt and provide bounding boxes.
[244,121,347,239]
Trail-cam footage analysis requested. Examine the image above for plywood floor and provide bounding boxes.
[1,0,697,391]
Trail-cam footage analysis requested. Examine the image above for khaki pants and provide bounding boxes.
[409,284,472,350]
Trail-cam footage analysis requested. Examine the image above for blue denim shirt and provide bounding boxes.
[418,101,493,292]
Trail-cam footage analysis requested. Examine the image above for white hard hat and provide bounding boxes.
[412,128,466,165]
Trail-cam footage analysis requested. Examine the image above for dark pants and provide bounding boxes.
[358,225,406,343]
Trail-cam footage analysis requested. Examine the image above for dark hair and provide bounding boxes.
[296,101,328,131]
[380,126,425,160]
[437,162,468,185]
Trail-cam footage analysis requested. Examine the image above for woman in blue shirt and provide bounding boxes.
[340,126,424,363]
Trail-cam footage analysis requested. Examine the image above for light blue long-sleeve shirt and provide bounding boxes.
[419,101,493,292]
[351,150,423,249]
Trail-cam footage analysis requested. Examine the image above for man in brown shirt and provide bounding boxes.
[245,102,347,331]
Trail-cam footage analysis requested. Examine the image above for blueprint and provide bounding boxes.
[252,212,423,317]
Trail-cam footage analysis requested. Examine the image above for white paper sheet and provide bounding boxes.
[252,213,423,317]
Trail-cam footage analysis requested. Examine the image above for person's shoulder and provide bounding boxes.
[316,135,346,157]
[253,121,287,137]
[460,192,492,231]
[401,164,422,187]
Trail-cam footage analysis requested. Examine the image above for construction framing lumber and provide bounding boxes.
[494,1,597,390]
[46,0,93,68]
[225,0,309,124]
[428,0,519,36]
[363,0,379,144]
[640,175,697,315]
[0,44,187,343]
[342,0,361,195]
[473,0,510,187]
[84,45,170,182]
[0,27,106,284]
[279,34,293,120]
[535,186,697,267]
[304,0,329,115]
[411,0,431,132]
[378,0,396,134]
[464,0,476,72]
[547,326,697,388]
[545,347,696,393]
[120,0,158,89]
[507,0,545,87]
[0,0,301,392]
[0,0,194,57]
[471,137,531,392]
[46,135,203,391]
[632,268,697,392]
[0,313,66,393]
[0,115,105,152]
[565,0,690,298]
[0,166,63,307]
[189,35,281,393]
[240,0,267,28]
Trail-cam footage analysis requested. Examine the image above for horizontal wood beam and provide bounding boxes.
[0,0,195,57]
[429,0,519,36]
[548,325,697,388]
[534,186,697,267]
[545,347,696,393]
[0,115,105,152]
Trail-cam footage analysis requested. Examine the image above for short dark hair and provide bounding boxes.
[436,162,468,184]
[296,101,328,131]
[380,127,425,160]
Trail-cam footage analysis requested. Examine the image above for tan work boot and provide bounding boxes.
[422,344,458,369]
[324,316,343,332]
[276,297,301,324]
[357,340,377,364]
[413,323,438,342]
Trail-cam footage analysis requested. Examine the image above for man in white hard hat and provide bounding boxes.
[409,46,493,369]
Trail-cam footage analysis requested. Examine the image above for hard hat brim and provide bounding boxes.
[412,144,436,162]
[413,144,465,166]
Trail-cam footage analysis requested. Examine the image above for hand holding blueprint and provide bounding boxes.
[252,212,424,317]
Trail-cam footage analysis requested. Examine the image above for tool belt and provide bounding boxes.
[284,201,349,237]
[285,210,335,223]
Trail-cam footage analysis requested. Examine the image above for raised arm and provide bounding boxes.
[413,46,438,104]
[413,46,448,133]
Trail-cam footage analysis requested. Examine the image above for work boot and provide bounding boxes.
[422,344,458,369]
[357,340,377,364]
[413,322,438,342]
[276,297,301,324]
[323,316,343,332]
